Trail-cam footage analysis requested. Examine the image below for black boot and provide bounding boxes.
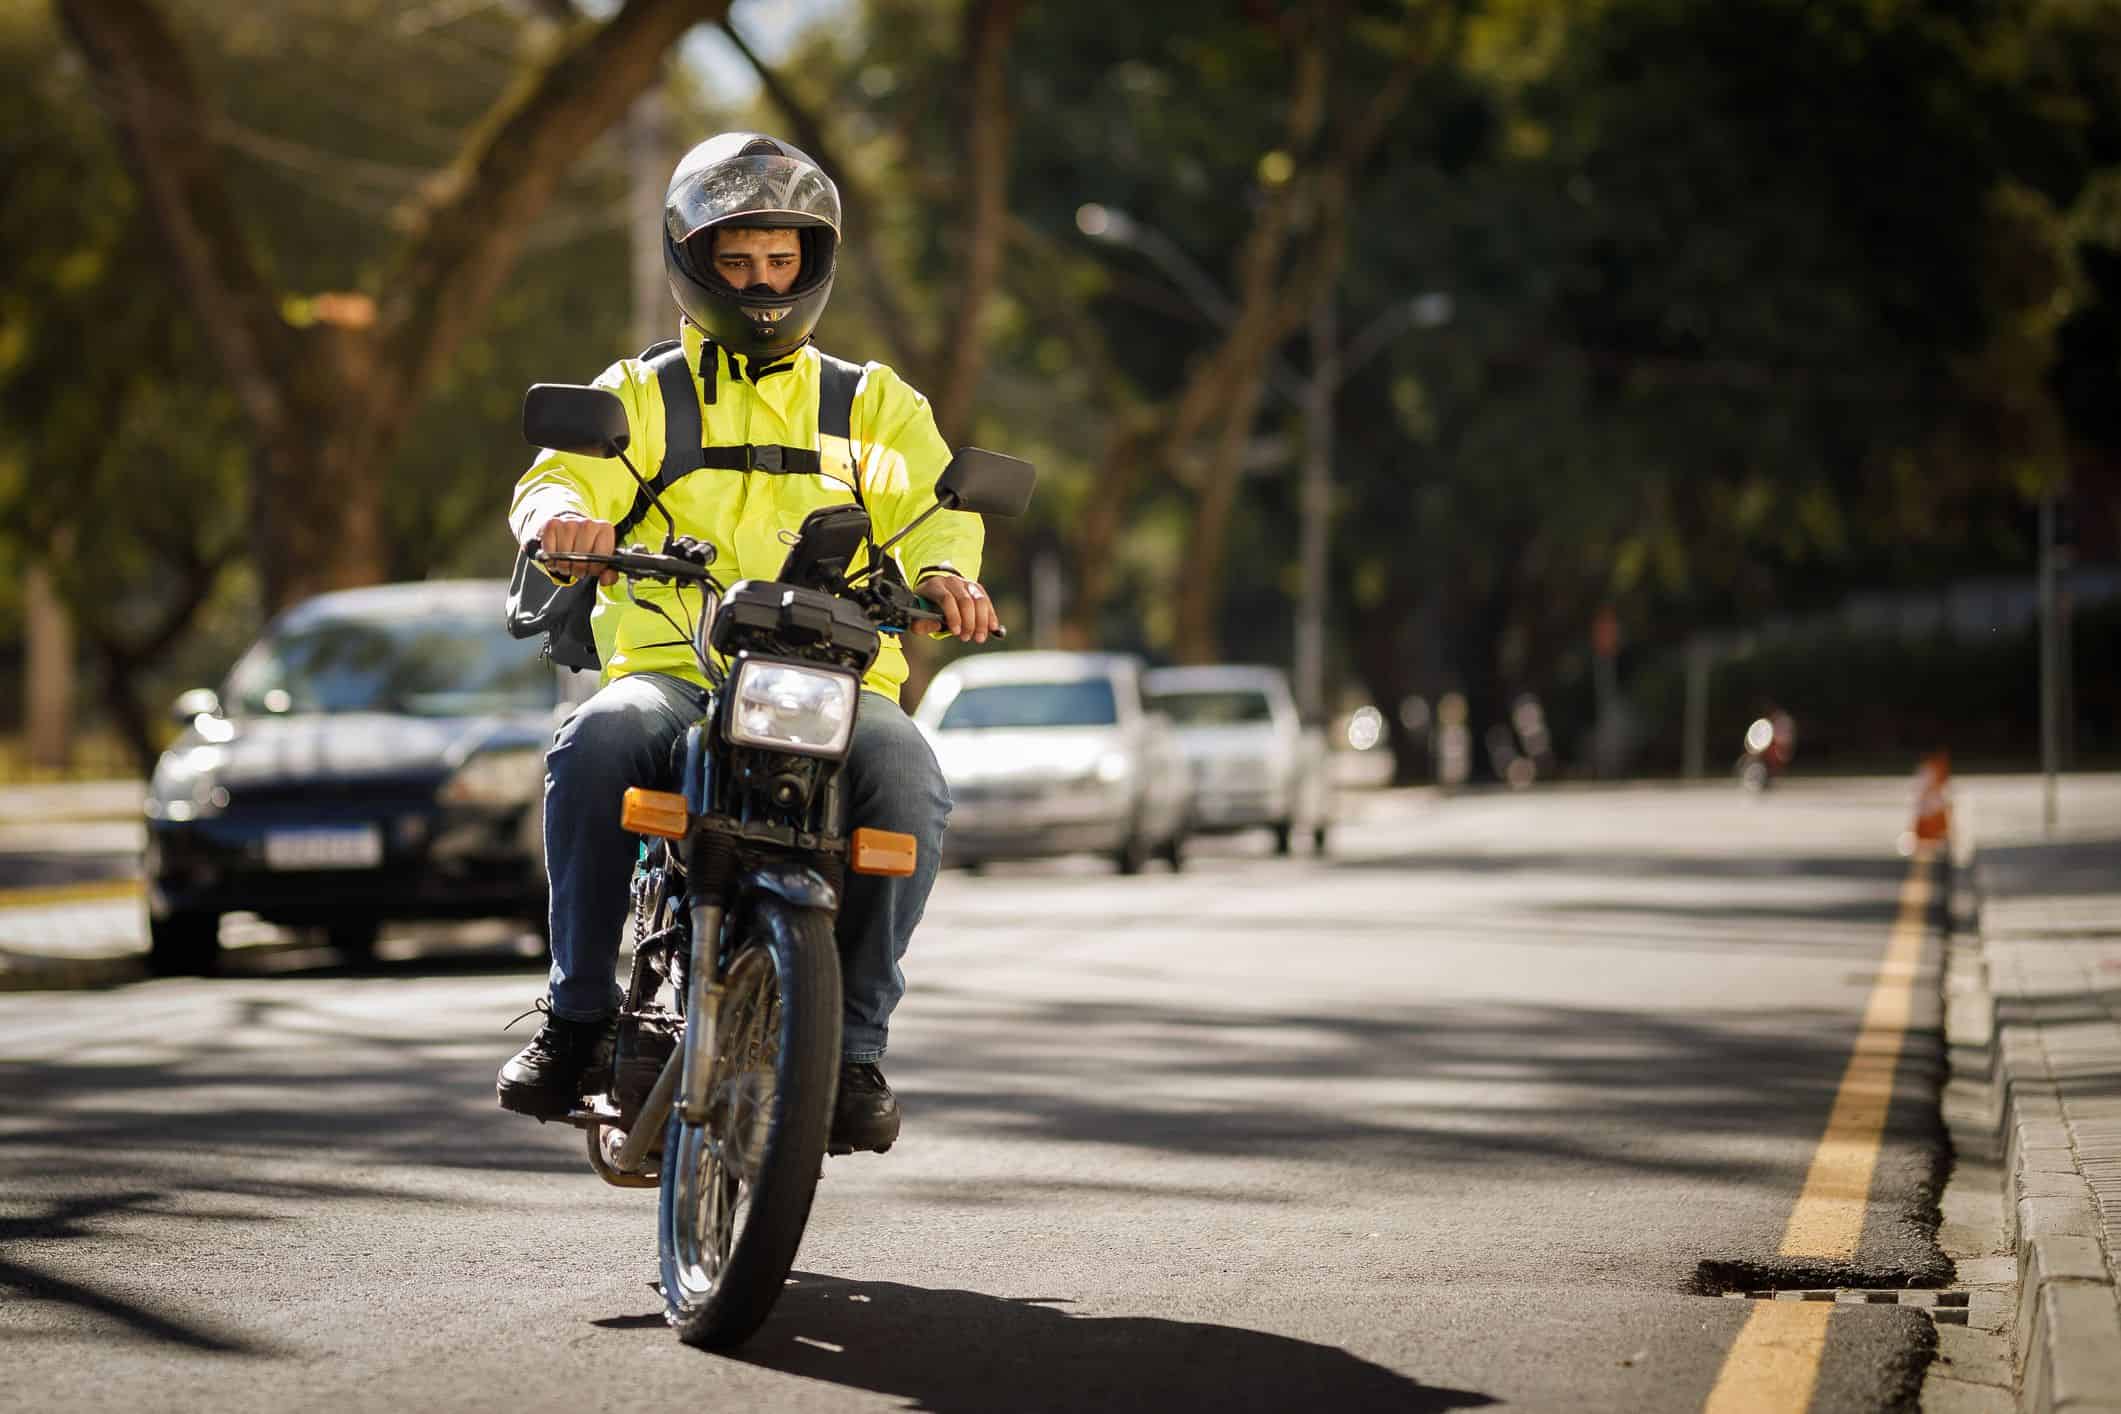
[497,1002,614,1121]
[829,1061,901,1155]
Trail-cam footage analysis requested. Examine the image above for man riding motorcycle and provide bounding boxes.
[497,132,1000,1154]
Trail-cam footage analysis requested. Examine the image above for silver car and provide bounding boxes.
[915,652,1191,873]
[1143,664,1333,855]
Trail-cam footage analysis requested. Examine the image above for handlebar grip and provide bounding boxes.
[908,593,1008,640]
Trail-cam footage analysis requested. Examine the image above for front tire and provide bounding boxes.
[147,910,221,977]
[658,897,841,1350]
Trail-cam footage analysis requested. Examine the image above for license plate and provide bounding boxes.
[264,826,383,871]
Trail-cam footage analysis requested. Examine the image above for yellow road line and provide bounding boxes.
[1702,1302,1835,1414]
[1780,850,1934,1259]
[0,878,143,911]
[1700,847,1935,1411]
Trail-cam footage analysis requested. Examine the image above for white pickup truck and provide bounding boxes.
[1142,664,1333,855]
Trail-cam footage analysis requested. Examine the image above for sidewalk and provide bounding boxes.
[1959,777,2121,1413]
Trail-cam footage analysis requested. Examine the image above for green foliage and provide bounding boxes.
[0,1,247,628]
[8,0,2118,773]
[1,0,650,738]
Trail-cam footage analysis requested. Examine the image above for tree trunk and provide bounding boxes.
[717,17,938,389]
[24,561,75,774]
[59,0,732,612]
[1165,14,1439,664]
[931,0,1022,443]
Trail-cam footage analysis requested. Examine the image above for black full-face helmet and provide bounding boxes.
[663,132,841,361]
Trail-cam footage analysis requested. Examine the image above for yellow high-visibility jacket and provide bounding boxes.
[509,324,983,702]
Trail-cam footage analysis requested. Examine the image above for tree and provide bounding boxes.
[1330,0,2121,779]
[54,0,734,615]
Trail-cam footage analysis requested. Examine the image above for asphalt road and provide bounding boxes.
[2,782,1952,1412]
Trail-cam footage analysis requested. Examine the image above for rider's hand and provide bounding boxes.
[915,575,1001,644]
[533,514,619,587]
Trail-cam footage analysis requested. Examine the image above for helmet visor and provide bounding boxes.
[666,154,842,245]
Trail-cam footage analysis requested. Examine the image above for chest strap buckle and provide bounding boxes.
[747,444,783,473]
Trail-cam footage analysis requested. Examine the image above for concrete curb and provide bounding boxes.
[0,949,147,992]
[0,934,329,993]
[1955,820,2121,1413]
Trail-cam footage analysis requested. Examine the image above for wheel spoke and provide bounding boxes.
[663,945,782,1312]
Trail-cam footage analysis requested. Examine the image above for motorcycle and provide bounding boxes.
[517,381,1034,1348]
[1736,708,1796,793]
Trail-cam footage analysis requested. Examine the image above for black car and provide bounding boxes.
[143,580,573,974]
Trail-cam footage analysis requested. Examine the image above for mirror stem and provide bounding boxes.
[610,442,678,546]
[853,496,958,582]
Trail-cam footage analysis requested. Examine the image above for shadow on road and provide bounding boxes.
[698,1272,1498,1413]
[0,1190,295,1356]
[894,991,1944,1188]
[0,990,579,1179]
[1332,848,1907,885]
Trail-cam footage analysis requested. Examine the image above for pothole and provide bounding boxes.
[1692,1260,1964,1322]
[1717,1289,1972,1325]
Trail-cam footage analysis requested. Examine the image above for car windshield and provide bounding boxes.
[224,611,556,718]
[938,680,1119,730]
[1147,689,1273,726]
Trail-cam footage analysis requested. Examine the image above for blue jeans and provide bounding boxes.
[541,672,949,1063]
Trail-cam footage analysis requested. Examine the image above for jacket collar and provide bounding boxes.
[679,323,807,414]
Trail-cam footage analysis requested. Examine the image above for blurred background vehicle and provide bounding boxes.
[142,581,573,974]
[1736,706,1798,793]
[1143,664,1332,855]
[913,651,1190,874]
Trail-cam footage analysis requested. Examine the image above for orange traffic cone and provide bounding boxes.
[1910,750,1951,845]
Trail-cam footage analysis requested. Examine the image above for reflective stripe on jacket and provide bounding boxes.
[509,323,983,702]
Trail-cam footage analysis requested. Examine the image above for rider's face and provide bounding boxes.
[711,228,802,295]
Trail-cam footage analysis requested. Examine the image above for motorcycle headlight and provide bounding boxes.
[726,659,858,758]
[441,747,545,807]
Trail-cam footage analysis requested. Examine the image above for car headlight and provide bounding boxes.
[726,659,859,758]
[441,747,545,807]
[147,745,229,821]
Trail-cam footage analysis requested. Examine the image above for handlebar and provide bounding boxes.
[532,541,1006,639]
[529,541,721,588]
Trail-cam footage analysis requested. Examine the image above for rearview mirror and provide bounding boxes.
[523,384,629,457]
[936,448,1035,518]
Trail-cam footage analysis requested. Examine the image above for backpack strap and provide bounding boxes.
[615,341,704,542]
[614,342,865,542]
[814,349,863,442]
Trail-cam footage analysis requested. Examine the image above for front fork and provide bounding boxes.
[609,893,722,1175]
[676,898,725,1124]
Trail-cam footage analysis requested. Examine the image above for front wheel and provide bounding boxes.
[658,897,841,1350]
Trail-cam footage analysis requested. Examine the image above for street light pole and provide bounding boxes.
[2039,487,2060,834]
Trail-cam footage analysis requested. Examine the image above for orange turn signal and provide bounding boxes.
[621,787,689,839]
[850,827,917,877]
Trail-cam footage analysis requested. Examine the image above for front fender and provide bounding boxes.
[744,861,839,912]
